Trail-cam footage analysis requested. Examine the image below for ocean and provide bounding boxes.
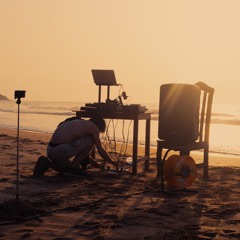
[0,100,240,158]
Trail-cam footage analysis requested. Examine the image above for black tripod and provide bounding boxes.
[15,90,26,200]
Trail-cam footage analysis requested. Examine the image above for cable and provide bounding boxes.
[101,119,112,150]
[98,118,156,169]
[119,120,132,160]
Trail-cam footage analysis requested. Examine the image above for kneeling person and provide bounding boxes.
[33,117,117,177]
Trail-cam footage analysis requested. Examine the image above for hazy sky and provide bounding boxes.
[1,0,240,105]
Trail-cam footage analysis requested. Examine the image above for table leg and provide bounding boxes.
[132,119,139,174]
[144,118,151,170]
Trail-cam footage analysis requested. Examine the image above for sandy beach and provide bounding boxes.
[0,127,239,240]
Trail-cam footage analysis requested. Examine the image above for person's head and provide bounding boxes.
[90,117,106,132]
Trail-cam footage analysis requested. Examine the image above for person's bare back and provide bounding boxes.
[50,119,97,144]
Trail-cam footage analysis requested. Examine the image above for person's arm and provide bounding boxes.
[90,125,118,167]
[95,138,118,167]
[90,158,104,170]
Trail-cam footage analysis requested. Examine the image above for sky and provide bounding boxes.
[1,0,240,105]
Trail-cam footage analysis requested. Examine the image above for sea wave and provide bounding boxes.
[149,114,240,126]
[1,100,240,126]
[0,108,74,116]
[1,100,240,157]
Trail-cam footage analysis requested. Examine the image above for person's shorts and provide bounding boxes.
[47,137,94,164]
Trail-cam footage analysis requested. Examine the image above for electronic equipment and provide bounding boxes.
[92,69,118,86]
[14,90,26,99]
[158,84,200,143]
[122,104,147,113]
[83,100,123,112]
[81,102,147,113]
[80,69,147,114]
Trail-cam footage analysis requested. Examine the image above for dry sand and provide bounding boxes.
[0,128,239,240]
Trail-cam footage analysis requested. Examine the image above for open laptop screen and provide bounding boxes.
[91,69,118,86]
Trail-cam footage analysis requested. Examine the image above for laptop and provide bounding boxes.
[91,69,118,86]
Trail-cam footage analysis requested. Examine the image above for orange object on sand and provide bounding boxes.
[164,155,197,187]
